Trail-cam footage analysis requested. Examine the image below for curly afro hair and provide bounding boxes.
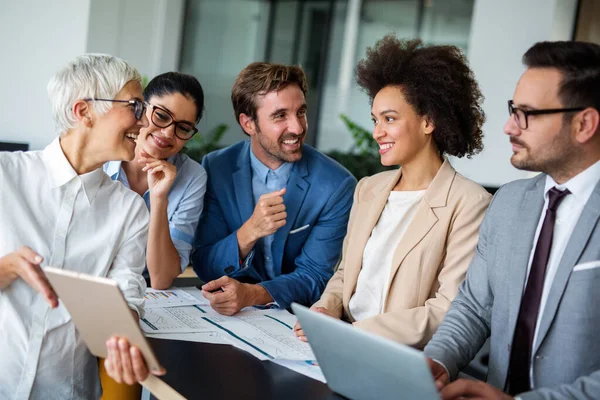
[356,35,485,158]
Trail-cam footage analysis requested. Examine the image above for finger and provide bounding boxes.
[298,335,308,342]
[20,264,58,308]
[202,276,230,291]
[212,305,237,316]
[17,246,43,265]
[118,338,137,385]
[258,193,286,207]
[143,162,165,172]
[106,338,123,384]
[267,204,286,214]
[208,291,234,305]
[441,380,482,400]
[147,165,166,175]
[259,188,286,200]
[130,346,151,382]
[270,211,287,222]
[293,322,301,332]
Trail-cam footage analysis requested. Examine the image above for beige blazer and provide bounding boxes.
[313,159,491,348]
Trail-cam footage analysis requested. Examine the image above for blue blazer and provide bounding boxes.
[192,140,356,308]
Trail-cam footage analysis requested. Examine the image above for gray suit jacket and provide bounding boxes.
[424,173,600,399]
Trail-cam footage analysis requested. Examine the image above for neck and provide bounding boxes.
[250,140,284,170]
[395,147,443,191]
[548,153,600,184]
[59,130,103,175]
[121,149,147,182]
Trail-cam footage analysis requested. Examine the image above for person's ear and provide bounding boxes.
[239,113,257,136]
[72,100,93,128]
[573,107,599,144]
[422,115,435,135]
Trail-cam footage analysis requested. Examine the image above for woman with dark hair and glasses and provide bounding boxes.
[104,72,207,290]
[100,72,206,399]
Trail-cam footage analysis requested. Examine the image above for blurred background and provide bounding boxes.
[1,0,599,188]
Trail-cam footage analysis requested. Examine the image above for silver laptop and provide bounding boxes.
[291,303,440,400]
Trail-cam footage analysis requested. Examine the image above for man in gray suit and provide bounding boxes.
[424,41,600,399]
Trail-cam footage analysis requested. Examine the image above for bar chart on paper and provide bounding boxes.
[143,289,203,309]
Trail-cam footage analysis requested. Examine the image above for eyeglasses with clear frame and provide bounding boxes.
[84,98,147,120]
[145,103,199,140]
[507,100,585,130]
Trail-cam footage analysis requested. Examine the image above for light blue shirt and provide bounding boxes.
[249,149,293,279]
[104,153,207,271]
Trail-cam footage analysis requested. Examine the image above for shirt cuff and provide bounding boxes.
[239,248,255,271]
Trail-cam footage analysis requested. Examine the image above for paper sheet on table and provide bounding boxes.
[142,287,315,361]
[143,288,203,309]
[272,359,326,383]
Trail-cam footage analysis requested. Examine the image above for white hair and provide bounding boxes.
[47,53,142,136]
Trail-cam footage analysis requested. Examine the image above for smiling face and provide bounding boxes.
[504,68,579,174]
[371,85,434,166]
[243,84,307,170]
[90,80,148,161]
[137,92,198,160]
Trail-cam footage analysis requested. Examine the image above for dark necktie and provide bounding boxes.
[508,187,570,395]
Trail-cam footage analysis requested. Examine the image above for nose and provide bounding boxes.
[288,115,305,135]
[137,112,149,128]
[372,122,384,141]
[504,113,520,137]
[161,124,176,139]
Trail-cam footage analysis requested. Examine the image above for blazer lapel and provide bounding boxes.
[233,143,254,225]
[343,168,402,304]
[271,158,310,275]
[384,160,456,294]
[506,178,546,336]
[533,182,600,354]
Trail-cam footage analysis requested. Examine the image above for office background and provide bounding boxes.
[1,0,598,188]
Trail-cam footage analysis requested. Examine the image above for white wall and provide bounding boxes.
[0,0,91,150]
[451,0,578,187]
[86,0,185,79]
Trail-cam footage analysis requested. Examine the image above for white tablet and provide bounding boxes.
[45,267,186,399]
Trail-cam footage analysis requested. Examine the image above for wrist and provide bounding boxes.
[247,284,273,306]
[238,223,258,249]
[150,194,169,208]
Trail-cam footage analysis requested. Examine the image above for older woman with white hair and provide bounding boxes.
[0,54,162,399]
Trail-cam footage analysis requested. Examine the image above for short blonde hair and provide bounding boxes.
[47,53,141,136]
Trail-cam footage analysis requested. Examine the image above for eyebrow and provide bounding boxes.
[154,102,195,125]
[371,109,398,117]
[269,104,307,118]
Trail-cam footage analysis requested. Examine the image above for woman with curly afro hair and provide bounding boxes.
[295,35,492,347]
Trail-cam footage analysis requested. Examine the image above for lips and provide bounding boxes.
[150,134,171,149]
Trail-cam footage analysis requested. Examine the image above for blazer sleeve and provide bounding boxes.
[423,187,504,379]
[518,371,600,400]
[354,189,492,348]
[312,177,366,317]
[192,157,260,283]
[259,174,357,309]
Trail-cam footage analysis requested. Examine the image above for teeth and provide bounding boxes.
[125,132,138,140]
[379,143,393,150]
[283,139,299,145]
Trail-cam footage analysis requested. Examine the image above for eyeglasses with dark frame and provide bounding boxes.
[84,98,147,120]
[507,100,585,130]
[145,103,199,140]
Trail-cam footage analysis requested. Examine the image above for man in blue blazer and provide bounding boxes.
[425,42,600,399]
[192,62,356,315]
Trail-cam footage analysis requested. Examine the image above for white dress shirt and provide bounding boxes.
[349,190,425,321]
[526,160,600,388]
[0,138,149,400]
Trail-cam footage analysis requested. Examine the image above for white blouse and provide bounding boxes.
[0,138,149,399]
[349,190,425,322]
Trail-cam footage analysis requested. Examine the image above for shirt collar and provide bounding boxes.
[249,147,293,184]
[544,159,600,204]
[42,137,106,205]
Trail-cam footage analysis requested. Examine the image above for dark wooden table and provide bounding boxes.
[148,337,345,400]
